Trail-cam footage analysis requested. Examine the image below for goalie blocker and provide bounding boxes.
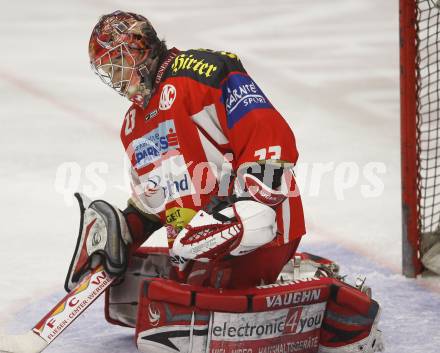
[135,277,383,353]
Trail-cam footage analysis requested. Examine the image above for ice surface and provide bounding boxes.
[0,0,438,352]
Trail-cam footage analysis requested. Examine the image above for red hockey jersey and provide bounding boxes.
[120,48,305,247]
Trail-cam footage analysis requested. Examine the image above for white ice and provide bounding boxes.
[0,0,439,352]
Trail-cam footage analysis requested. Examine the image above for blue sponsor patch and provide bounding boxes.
[221,74,273,128]
[133,120,180,169]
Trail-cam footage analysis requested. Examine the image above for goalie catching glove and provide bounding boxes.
[172,200,277,261]
[65,193,132,292]
[172,161,293,262]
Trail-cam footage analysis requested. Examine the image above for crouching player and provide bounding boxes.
[62,10,384,353]
[64,191,383,353]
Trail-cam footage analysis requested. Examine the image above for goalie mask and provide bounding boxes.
[89,11,165,107]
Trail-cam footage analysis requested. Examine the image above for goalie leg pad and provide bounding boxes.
[135,277,332,353]
[318,287,384,353]
[135,277,384,353]
[105,247,173,328]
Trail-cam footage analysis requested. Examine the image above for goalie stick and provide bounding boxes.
[0,266,115,353]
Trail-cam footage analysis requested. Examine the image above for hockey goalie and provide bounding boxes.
[0,10,383,353]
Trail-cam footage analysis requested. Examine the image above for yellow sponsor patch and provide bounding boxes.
[171,53,218,78]
[166,207,197,230]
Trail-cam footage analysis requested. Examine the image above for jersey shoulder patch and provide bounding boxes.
[165,48,245,87]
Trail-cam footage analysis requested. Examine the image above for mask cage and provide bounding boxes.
[92,43,136,96]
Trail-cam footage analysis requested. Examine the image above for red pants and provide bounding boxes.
[185,238,301,289]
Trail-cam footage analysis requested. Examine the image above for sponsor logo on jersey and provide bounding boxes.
[166,207,197,230]
[133,120,180,169]
[139,155,195,206]
[159,84,177,110]
[221,73,273,128]
[145,173,190,200]
[171,53,218,78]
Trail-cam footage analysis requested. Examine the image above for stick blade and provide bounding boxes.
[0,331,47,353]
